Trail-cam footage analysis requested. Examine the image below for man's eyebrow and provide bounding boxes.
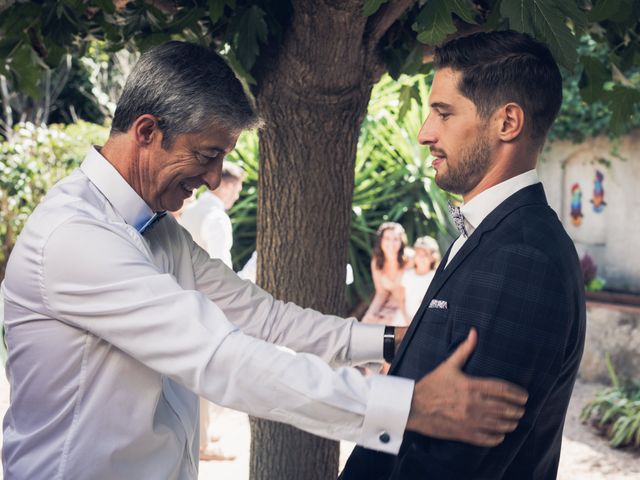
[430,102,452,110]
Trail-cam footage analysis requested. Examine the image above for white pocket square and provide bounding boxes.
[428,299,448,309]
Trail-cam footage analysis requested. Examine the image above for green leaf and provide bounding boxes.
[209,0,231,24]
[587,0,624,22]
[222,46,257,86]
[413,0,458,46]
[500,0,581,70]
[229,5,268,71]
[606,85,640,135]
[7,44,46,99]
[363,0,388,17]
[449,0,478,25]
[579,55,610,103]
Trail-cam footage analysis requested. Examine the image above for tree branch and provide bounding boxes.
[366,0,416,46]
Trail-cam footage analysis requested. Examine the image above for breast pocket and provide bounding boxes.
[397,306,452,379]
[424,307,449,324]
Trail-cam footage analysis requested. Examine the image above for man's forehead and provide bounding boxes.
[187,126,241,151]
[430,68,474,110]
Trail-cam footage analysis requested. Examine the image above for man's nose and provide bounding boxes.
[417,114,436,146]
[202,169,221,191]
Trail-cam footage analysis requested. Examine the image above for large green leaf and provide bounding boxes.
[208,0,236,24]
[414,0,477,46]
[500,0,584,70]
[413,0,458,46]
[363,0,388,17]
[579,55,610,103]
[229,5,268,71]
[606,85,640,134]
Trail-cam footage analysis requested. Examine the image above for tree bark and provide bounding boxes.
[250,1,412,478]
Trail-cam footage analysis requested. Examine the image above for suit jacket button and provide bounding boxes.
[379,432,390,443]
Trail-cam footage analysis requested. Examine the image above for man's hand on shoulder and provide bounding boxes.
[406,328,528,447]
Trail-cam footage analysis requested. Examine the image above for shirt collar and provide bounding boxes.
[80,146,154,231]
[461,169,540,235]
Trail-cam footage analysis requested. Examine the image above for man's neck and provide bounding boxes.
[101,136,141,196]
[463,148,538,203]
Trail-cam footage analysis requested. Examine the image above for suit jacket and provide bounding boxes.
[340,183,586,480]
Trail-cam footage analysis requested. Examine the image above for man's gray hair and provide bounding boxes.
[111,41,259,147]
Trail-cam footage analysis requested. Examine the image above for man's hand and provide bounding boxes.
[405,328,527,447]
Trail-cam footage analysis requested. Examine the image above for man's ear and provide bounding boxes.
[131,114,162,147]
[495,103,525,142]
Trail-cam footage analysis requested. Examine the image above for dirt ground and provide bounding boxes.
[0,375,638,479]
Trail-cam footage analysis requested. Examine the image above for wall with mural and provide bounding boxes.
[538,131,640,294]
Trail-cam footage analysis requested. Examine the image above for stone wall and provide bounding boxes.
[579,301,640,382]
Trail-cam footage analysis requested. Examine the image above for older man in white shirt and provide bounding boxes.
[1,41,527,480]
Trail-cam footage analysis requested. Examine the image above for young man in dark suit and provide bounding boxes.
[340,30,586,480]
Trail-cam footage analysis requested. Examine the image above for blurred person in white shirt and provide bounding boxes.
[401,236,441,323]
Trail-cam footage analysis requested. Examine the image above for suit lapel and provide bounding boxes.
[389,183,549,375]
[390,232,484,373]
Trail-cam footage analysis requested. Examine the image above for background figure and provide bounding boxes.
[362,222,410,327]
[401,236,441,322]
[179,161,245,268]
[179,161,245,461]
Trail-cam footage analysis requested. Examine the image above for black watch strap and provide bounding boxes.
[383,326,395,363]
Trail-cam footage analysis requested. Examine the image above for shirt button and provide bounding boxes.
[379,432,390,444]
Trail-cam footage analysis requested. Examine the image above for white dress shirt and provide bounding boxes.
[446,170,541,267]
[402,269,436,319]
[179,191,233,268]
[1,147,413,479]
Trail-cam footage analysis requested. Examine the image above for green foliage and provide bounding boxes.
[0,121,109,280]
[227,74,455,309]
[500,0,586,69]
[225,130,259,269]
[1,1,639,135]
[413,0,477,46]
[549,35,640,142]
[581,355,640,450]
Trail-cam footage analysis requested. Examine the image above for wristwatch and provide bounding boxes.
[383,326,395,363]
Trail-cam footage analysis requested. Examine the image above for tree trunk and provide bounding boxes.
[251,2,375,479]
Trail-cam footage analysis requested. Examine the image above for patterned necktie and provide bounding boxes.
[138,211,167,235]
[447,203,468,238]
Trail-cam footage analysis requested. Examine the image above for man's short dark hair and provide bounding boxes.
[434,30,562,144]
[112,41,260,147]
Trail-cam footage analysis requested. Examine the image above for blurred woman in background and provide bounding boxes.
[362,222,410,327]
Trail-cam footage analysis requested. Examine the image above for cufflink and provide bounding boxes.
[379,432,390,444]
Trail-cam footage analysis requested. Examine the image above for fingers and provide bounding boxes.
[471,378,529,406]
[465,432,506,447]
[445,327,477,369]
[470,397,525,421]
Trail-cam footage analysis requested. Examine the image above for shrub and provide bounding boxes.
[581,355,640,450]
[0,121,109,280]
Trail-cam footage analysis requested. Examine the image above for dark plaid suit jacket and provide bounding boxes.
[340,183,586,480]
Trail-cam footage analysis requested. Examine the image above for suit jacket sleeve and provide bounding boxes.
[394,243,572,478]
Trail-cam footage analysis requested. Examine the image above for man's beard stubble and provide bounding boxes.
[434,132,493,196]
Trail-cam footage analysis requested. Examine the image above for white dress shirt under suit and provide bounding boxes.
[1,147,413,479]
[446,170,541,267]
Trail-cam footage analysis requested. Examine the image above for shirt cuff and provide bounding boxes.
[358,374,414,454]
[348,321,385,365]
